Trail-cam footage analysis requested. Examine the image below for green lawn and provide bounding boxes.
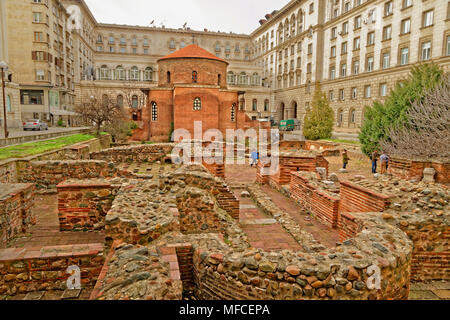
[321,138,360,145]
[0,134,96,160]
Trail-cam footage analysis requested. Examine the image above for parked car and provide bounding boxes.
[23,119,49,131]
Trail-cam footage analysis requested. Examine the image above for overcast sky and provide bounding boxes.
[84,0,290,34]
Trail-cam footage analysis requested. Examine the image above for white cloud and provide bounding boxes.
[84,0,290,34]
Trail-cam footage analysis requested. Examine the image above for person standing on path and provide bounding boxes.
[251,151,259,167]
[380,153,389,174]
[371,150,379,174]
[342,149,350,169]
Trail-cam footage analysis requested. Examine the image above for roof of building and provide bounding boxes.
[158,44,228,64]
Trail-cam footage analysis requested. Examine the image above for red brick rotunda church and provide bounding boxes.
[132,44,264,142]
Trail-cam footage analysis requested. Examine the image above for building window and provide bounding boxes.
[331,27,337,39]
[227,71,235,85]
[401,18,411,34]
[144,67,153,81]
[365,85,371,98]
[421,41,431,61]
[446,36,450,56]
[169,40,175,49]
[341,63,347,77]
[403,0,412,9]
[307,63,312,73]
[309,2,314,14]
[367,56,374,72]
[353,60,359,75]
[132,95,138,108]
[167,71,171,83]
[130,66,139,81]
[342,22,349,34]
[354,16,361,29]
[367,32,375,45]
[400,47,409,65]
[384,1,393,16]
[6,95,12,112]
[341,42,348,54]
[339,89,345,101]
[383,25,392,40]
[252,99,257,111]
[192,71,198,83]
[350,109,356,124]
[36,70,45,81]
[380,83,388,97]
[354,37,360,50]
[264,99,269,111]
[423,10,434,28]
[351,88,357,100]
[382,52,390,69]
[330,46,336,57]
[151,102,158,121]
[20,90,44,105]
[117,95,123,108]
[329,66,336,80]
[231,103,236,122]
[33,12,42,23]
[193,97,201,111]
[308,43,313,55]
[329,90,334,101]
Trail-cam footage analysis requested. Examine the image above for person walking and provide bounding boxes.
[380,153,389,174]
[342,149,350,169]
[371,150,379,174]
[250,151,259,167]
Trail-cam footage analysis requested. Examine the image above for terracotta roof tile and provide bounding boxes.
[158,44,227,64]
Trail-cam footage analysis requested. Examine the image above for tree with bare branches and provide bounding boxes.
[381,74,450,159]
[75,89,125,136]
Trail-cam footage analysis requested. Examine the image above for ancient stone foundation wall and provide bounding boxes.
[389,157,450,183]
[0,243,104,295]
[90,144,175,164]
[0,184,35,247]
[192,211,412,300]
[18,160,123,188]
[290,173,340,228]
[339,181,392,214]
[57,180,118,231]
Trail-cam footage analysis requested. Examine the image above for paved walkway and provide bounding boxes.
[5,194,104,249]
[409,281,450,300]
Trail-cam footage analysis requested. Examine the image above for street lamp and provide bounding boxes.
[0,61,8,138]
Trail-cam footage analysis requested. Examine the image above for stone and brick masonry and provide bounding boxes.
[0,184,35,247]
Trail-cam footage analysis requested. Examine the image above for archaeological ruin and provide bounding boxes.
[0,134,448,301]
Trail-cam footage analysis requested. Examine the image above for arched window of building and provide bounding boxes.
[144,67,153,81]
[252,99,257,111]
[218,74,221,86]
[337,109,344,127]
[130,66,139,81]
[264,99,269,112]
[349,109,356,126]
[6,95,11,112]
[192,71,198,83]
[115,65,125,80]
[238,72,247,85]
[151,102,158,121]
[132,95,138,109]
[102,94,109,107]
[193,97,201,111]
[227,71,235,85]
[117,95,123,108]
[100,65,110,80]
[167,71,171,84]
[231,103,236,122]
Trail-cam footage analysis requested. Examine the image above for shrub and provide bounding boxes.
[359,63,444,156]
[303,84,334,140]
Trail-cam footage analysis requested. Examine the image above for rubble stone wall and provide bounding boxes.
[90,144,175,164]
[0,243,104,295]
[18,160,123,188]
[0,184,35,247]
[192,211,412,300]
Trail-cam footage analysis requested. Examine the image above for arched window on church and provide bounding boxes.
[231,103,236,122]
[193,97,201,111]
[132,95,138,109]
[192,71,198,83]
[151,102,158,121]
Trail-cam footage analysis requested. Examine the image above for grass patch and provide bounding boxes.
[321,138,360,145]
[0,134,96,160]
